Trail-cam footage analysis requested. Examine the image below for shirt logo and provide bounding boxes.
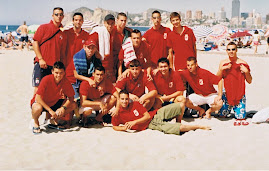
[137,84,141,87]
[82,40,85,44]
[59,35,63,40]
[185,34,188,41]
[199,79,204,85]
[164,33,167,40]
[133,109,139,116]
[169,82,173,88]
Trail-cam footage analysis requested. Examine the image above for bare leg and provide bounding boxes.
[31,103,43,133]
[180,124,211,132]
[152,97,163,110]
[205,100,223,118]
[175,96,186,123]
[143,97,155,111]
[185,99,205,117]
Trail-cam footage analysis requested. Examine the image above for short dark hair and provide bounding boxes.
[131,29,141,37]
[187,57,197,63]
[94,65,105,73]
[53,61,65,70]
[119,89,129,96]
[73,12,83,20]
[170,12,181,20]
[117,12,127,19]
[53,7,64,13]
[158,57,170,66]
[227,41,237,49]
[152,10,161,16]
[129,59,141,68]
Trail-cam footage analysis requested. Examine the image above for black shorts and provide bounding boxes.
[32,63,53,87]
[43,99,65,112]
[267,37,269,44]
[20,36,28,42]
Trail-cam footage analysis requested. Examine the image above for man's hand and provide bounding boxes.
[39,59,47,69]
[214,95,222,104]
[117,69,130,81]
[152,68,159,76]
[49,109,58,119]
[125,120,137,129]
[221,63,232,71]
[110,108,119,117]
[147,72,153,81]
[56,107,65,118]
[129,94,139,101]
[240,64,249,73]
[139,96,146,105]
[100,102,108,115]
[87,78,96,88]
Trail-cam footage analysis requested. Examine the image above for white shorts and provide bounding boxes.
[79,94,112,114]
[188,93,218,107]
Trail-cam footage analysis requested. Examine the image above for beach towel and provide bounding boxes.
[252,107,269,123]
[91,26,110,60]
[122,37,137,67]
[222,62,250,106]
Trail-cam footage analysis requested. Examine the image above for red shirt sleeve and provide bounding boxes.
[174,71,185,91]
[79,81,89,96]
[166,33,172,49]
[36,76,48,97]
[118,48,124,61]
[33,25,44,43]
[115,78,126,90]
[144,74,156,91]
[62,78,75,98]
[207,71,221,85]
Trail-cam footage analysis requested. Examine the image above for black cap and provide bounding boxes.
[104,14,115,21]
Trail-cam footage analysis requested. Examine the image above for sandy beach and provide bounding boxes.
[1,43,269,170]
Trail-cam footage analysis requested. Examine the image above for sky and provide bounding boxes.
[0,0,268,25]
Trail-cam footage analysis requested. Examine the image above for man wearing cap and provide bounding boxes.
[72,37,102,97]
[91,14,117,82]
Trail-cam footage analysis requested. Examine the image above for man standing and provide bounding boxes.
[115,59,157,111]
[167,12,196,71]
[16,21,29,50]
[142,10,171,68]
[112,90,211,134]
[217,42,252,126]
[181,57,223,119]
[32,7,67,94]
[64,12,90,89]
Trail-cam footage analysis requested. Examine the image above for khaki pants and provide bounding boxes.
[148,103,182,135]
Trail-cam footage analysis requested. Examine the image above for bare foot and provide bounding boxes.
[198,108,205,118]
[200,126,211,130]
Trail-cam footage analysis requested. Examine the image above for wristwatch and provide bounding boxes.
[62,106,67,110]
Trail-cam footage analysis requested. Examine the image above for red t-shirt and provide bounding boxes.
[30,75,75,107]
[153,70,185,95]
[112,101,157,131]
[143,26,171,66]
[115,71,156,97]
[222,62,250,106]
[167,26,196,70]
[118,41,152,69]
[79,77,116,99]
[33,20,67,66]
[64,28,90,83]
[181,68,221,96]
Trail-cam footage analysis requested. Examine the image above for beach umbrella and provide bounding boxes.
[192,26,213,40]
[64,19,98,32]
[230,31,252,38]
[28,24,40,34]
[207,24,228,41]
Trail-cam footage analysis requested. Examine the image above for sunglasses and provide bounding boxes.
[227,48,236,51]
[152,17,161,19]
[54,13,64,17]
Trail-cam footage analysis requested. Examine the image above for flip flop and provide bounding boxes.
[48,124,66,130]
[33,127,41,135]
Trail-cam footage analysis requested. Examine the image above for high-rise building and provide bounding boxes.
[195,10,202,20]
[232,0,240,18]
[186,10,192,20]
[241,12,249,20]
[266,14,269,24]
[219,7,226,20]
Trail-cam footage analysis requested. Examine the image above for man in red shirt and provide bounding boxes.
[152,58,185,122]
[217,42,252,126]
[32,7,67,94]
[181,57,223,119]
[31,61,76,134]
[142,10,171,68]
[115,59,157,111]
[112,90,211,134]
[79,66,119,127]
[118,29,152,80]
[167,12,196,71]
[64,12,90,90]
[113,12,132,77]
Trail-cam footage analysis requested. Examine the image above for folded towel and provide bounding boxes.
[122,37,137,67]
[91,26,110,60]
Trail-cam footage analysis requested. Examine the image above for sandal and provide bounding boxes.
[48,124,66,130]
[33,127,41,134]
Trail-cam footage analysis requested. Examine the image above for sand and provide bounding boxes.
[0,42,269,170]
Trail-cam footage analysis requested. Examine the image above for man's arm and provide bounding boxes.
[33,41,47,69]
[55,96,75,117]
[160,91,182,102]
[73,70,96,87]
[193,44,197,57]
[139,90,157,104]
[240,64,252,84]
[168,48,173,69]
[80,95,101,108]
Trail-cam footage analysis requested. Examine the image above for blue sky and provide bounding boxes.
[0,0,268,25]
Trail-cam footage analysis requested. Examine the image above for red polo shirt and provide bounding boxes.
[118,41,152,69]
[181,67,221,96]
[167,26,196,70]
[33,20,67,66]
[153,70,185,95]
[79,77,116,99]
[30,75,74,107]
[143,26,171,66]
[115,71,156,97]
[112,101,157,131]
[64,28,90,83]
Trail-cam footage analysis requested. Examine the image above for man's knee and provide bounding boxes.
[175,95,186,104]
[32,103,43,116]
[83,109,93,116]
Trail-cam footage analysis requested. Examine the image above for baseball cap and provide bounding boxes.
[104,14,115,21]
[84,38,97,47]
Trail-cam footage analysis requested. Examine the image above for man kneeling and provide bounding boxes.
[79,66,119,127]
[112,90,210,135]
[31,61,76,134]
